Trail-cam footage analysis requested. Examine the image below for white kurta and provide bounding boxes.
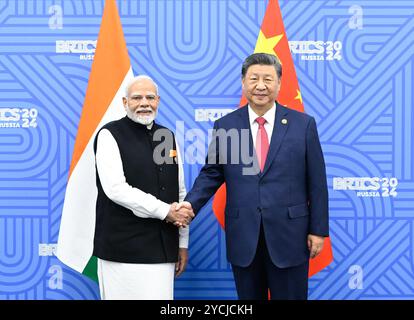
[95,124,189,300]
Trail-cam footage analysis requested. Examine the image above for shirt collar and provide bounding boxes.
[248,102,276,126]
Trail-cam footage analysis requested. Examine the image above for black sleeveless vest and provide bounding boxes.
[92,116,179,263]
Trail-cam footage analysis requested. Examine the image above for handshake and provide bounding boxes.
[165,201,194,228]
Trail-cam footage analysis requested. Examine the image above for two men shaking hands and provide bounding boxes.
[166,201,194,228]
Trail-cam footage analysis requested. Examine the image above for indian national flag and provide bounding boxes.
[57,0,133,281]
[212,0,333,277]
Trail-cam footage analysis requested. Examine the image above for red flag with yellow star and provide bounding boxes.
[212,0,333,278]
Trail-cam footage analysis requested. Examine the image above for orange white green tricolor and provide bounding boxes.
[212,0,333,277]
[57,0,133,280]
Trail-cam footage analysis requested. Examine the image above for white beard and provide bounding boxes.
[126,107,156,126]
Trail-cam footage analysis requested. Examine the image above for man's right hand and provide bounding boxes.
[165,202,194,227]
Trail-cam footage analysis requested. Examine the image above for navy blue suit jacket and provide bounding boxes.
[185,103,329,268]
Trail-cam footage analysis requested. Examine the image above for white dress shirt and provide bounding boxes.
[248,103,276,148]
[95,126,189,249]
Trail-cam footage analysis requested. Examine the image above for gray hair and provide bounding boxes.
[124,75,159,97]
[241,53,282,79]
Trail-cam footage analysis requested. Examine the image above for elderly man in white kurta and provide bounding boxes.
[93,75,193,300]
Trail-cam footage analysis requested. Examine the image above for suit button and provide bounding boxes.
[257,207,262,212]
[161,186,166,191]
[159,167,163,172]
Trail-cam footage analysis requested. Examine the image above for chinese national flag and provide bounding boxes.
[212,0,333,278]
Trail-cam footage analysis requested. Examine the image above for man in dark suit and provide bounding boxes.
[180,53,329,300]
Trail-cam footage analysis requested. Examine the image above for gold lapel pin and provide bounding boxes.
[281,119,288,125]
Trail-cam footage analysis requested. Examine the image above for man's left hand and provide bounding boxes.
[307,234,325,259]
[175,248,188,278]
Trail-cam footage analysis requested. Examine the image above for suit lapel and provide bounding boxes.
[261,103,289,176]
[238,106,261,176]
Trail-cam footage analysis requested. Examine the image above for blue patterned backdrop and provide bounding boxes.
[0,0,413,300]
